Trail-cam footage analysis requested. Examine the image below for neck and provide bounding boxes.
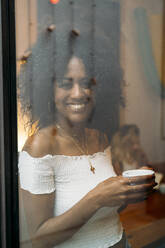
[55,116,86,138]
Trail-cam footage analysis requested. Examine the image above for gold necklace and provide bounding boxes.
[56,124,96,174]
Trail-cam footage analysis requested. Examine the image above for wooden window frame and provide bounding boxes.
[0,0,19,247]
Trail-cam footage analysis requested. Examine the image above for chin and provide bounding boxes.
[68,116,88,126]
[56,104,94,126]
[67,112,93,126]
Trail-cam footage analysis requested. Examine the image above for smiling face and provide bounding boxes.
[54,56,95,125]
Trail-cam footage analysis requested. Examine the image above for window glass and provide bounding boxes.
[16,1,165,248]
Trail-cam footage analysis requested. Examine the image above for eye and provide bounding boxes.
[79,79,92,89]
[58,78,73,90]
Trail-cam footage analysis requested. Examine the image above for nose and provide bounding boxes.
[70,82,84,99]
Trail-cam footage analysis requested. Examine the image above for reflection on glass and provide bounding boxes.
[16,1,165,248]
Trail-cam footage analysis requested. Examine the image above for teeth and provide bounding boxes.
[69,104,85,111]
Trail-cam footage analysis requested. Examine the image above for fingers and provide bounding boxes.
[120,177,156,205]
[126,191,152,204]
[127,181,157,194]
[100,176,156,208]
[124,185,156,207]
[140,165,154,171]
[125,174,155,185]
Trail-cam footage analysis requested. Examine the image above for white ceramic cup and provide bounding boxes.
[122,169,155,185]
[122,169,155,178]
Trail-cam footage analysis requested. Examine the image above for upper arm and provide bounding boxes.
[19,127,56,236]
[21,189,55,237]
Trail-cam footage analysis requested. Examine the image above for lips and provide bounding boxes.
[67,103,87,112]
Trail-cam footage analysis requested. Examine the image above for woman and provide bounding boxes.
[19,56,155,248]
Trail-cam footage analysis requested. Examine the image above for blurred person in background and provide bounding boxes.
[111,124,149,175]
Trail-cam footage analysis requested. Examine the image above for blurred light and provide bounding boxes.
[50,0,60,4]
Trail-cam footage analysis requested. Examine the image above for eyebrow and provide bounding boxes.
[63,77,89,81]
[63,77,73,81]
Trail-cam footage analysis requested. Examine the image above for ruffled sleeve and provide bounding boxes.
[18,151,55,194]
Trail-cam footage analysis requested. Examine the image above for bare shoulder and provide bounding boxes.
[22,125,57,157]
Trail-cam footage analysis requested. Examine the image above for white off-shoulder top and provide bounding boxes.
[18,147,123,248]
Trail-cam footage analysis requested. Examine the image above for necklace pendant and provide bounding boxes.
[90,165,95,174]
[89,160,95,174]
